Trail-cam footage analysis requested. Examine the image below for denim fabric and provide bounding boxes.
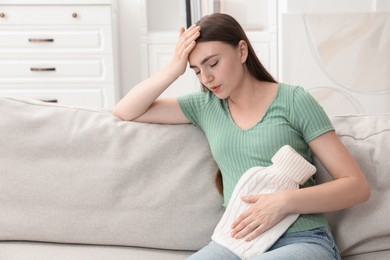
[187,227,341,260]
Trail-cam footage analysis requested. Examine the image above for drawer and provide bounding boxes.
[0,5,111,25]
[0,89,105,107]
[0,26,112,53]
[0,56,114,83]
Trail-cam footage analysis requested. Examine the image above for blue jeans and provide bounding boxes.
[187,227,341,260]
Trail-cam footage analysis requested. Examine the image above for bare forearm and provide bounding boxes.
[285,176,370,215]
[113,65,179,121]
[286,131,371,215]
[113,26,200,121]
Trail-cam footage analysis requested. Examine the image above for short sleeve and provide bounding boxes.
[177,91,210,128]
[291,87,334,142]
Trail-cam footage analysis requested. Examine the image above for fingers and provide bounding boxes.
[231,195,259,229]
[231,212,254,239]
[241,195,259,203]
[178,27,185,37]
[229,194,287,242]
[176,25,200,58]
[178,24,197,37]
[244,223,267,242]
[230,209,253,238]
[231,214,266,242]
[231,209,250,229]
[168,25,200,76]
[231,215,253,239]
[230,195,264,241]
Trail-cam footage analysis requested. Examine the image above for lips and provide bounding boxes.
[209,85,221,92]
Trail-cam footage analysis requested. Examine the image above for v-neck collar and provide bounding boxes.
[223,83,281,131]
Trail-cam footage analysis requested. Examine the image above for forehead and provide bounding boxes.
[188,41,234,65]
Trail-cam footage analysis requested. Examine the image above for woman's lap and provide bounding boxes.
[186,240,240,260]
[186,227,341,260]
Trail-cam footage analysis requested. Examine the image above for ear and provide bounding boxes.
[238,40,248,63]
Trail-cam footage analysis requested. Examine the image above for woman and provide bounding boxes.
[113,13,370,260]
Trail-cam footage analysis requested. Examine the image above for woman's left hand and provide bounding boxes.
[230,192,289,242]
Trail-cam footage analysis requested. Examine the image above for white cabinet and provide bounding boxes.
[0,0,118,108]
[141,0,278,98]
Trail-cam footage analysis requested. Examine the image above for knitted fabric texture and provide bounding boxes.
[211,145,316,259]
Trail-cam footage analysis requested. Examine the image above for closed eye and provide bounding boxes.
[191,60,218,75]
[210,61,218,67]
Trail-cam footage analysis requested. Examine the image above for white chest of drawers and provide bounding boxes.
[0,0,118,108]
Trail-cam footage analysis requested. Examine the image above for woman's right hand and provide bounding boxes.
[169,24,201,76]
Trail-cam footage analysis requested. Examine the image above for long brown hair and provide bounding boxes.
[195,13,277,195]
[195,13,277,92]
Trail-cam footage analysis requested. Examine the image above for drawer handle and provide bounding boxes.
[30,67,56,72]
[72,12,78,18]
[39,99,58,103]
[0,12,5,18]
[28,38,54,43]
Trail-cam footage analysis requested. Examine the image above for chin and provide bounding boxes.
[213,93,228,100]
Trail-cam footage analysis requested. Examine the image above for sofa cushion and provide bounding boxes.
[0,241,193,260]
[315,114,390,258]
[0,97,224,250]
[342,250,390,260]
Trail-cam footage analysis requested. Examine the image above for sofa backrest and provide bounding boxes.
[0,97,224,251]
[315,114,390,258]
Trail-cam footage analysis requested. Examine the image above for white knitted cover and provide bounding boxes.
[211,145,316,259]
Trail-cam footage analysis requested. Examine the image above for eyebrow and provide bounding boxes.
[189,54,218,69]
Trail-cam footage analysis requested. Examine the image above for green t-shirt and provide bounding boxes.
[177,83,334,233]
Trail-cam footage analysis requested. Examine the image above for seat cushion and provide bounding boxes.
[0,241,193,260]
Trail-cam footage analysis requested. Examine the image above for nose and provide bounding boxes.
[200,70,214,85]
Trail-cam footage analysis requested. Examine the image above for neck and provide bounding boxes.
[228,79,272,108]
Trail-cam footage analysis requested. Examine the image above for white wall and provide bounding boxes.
[278,0,390,115]
[278,0,378,13]
[116,0,144,99]
[116,0,187,99]
[117,0,390,100]
[147,0,186,31]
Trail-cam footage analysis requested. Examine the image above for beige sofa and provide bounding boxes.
[0,97,389,260]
